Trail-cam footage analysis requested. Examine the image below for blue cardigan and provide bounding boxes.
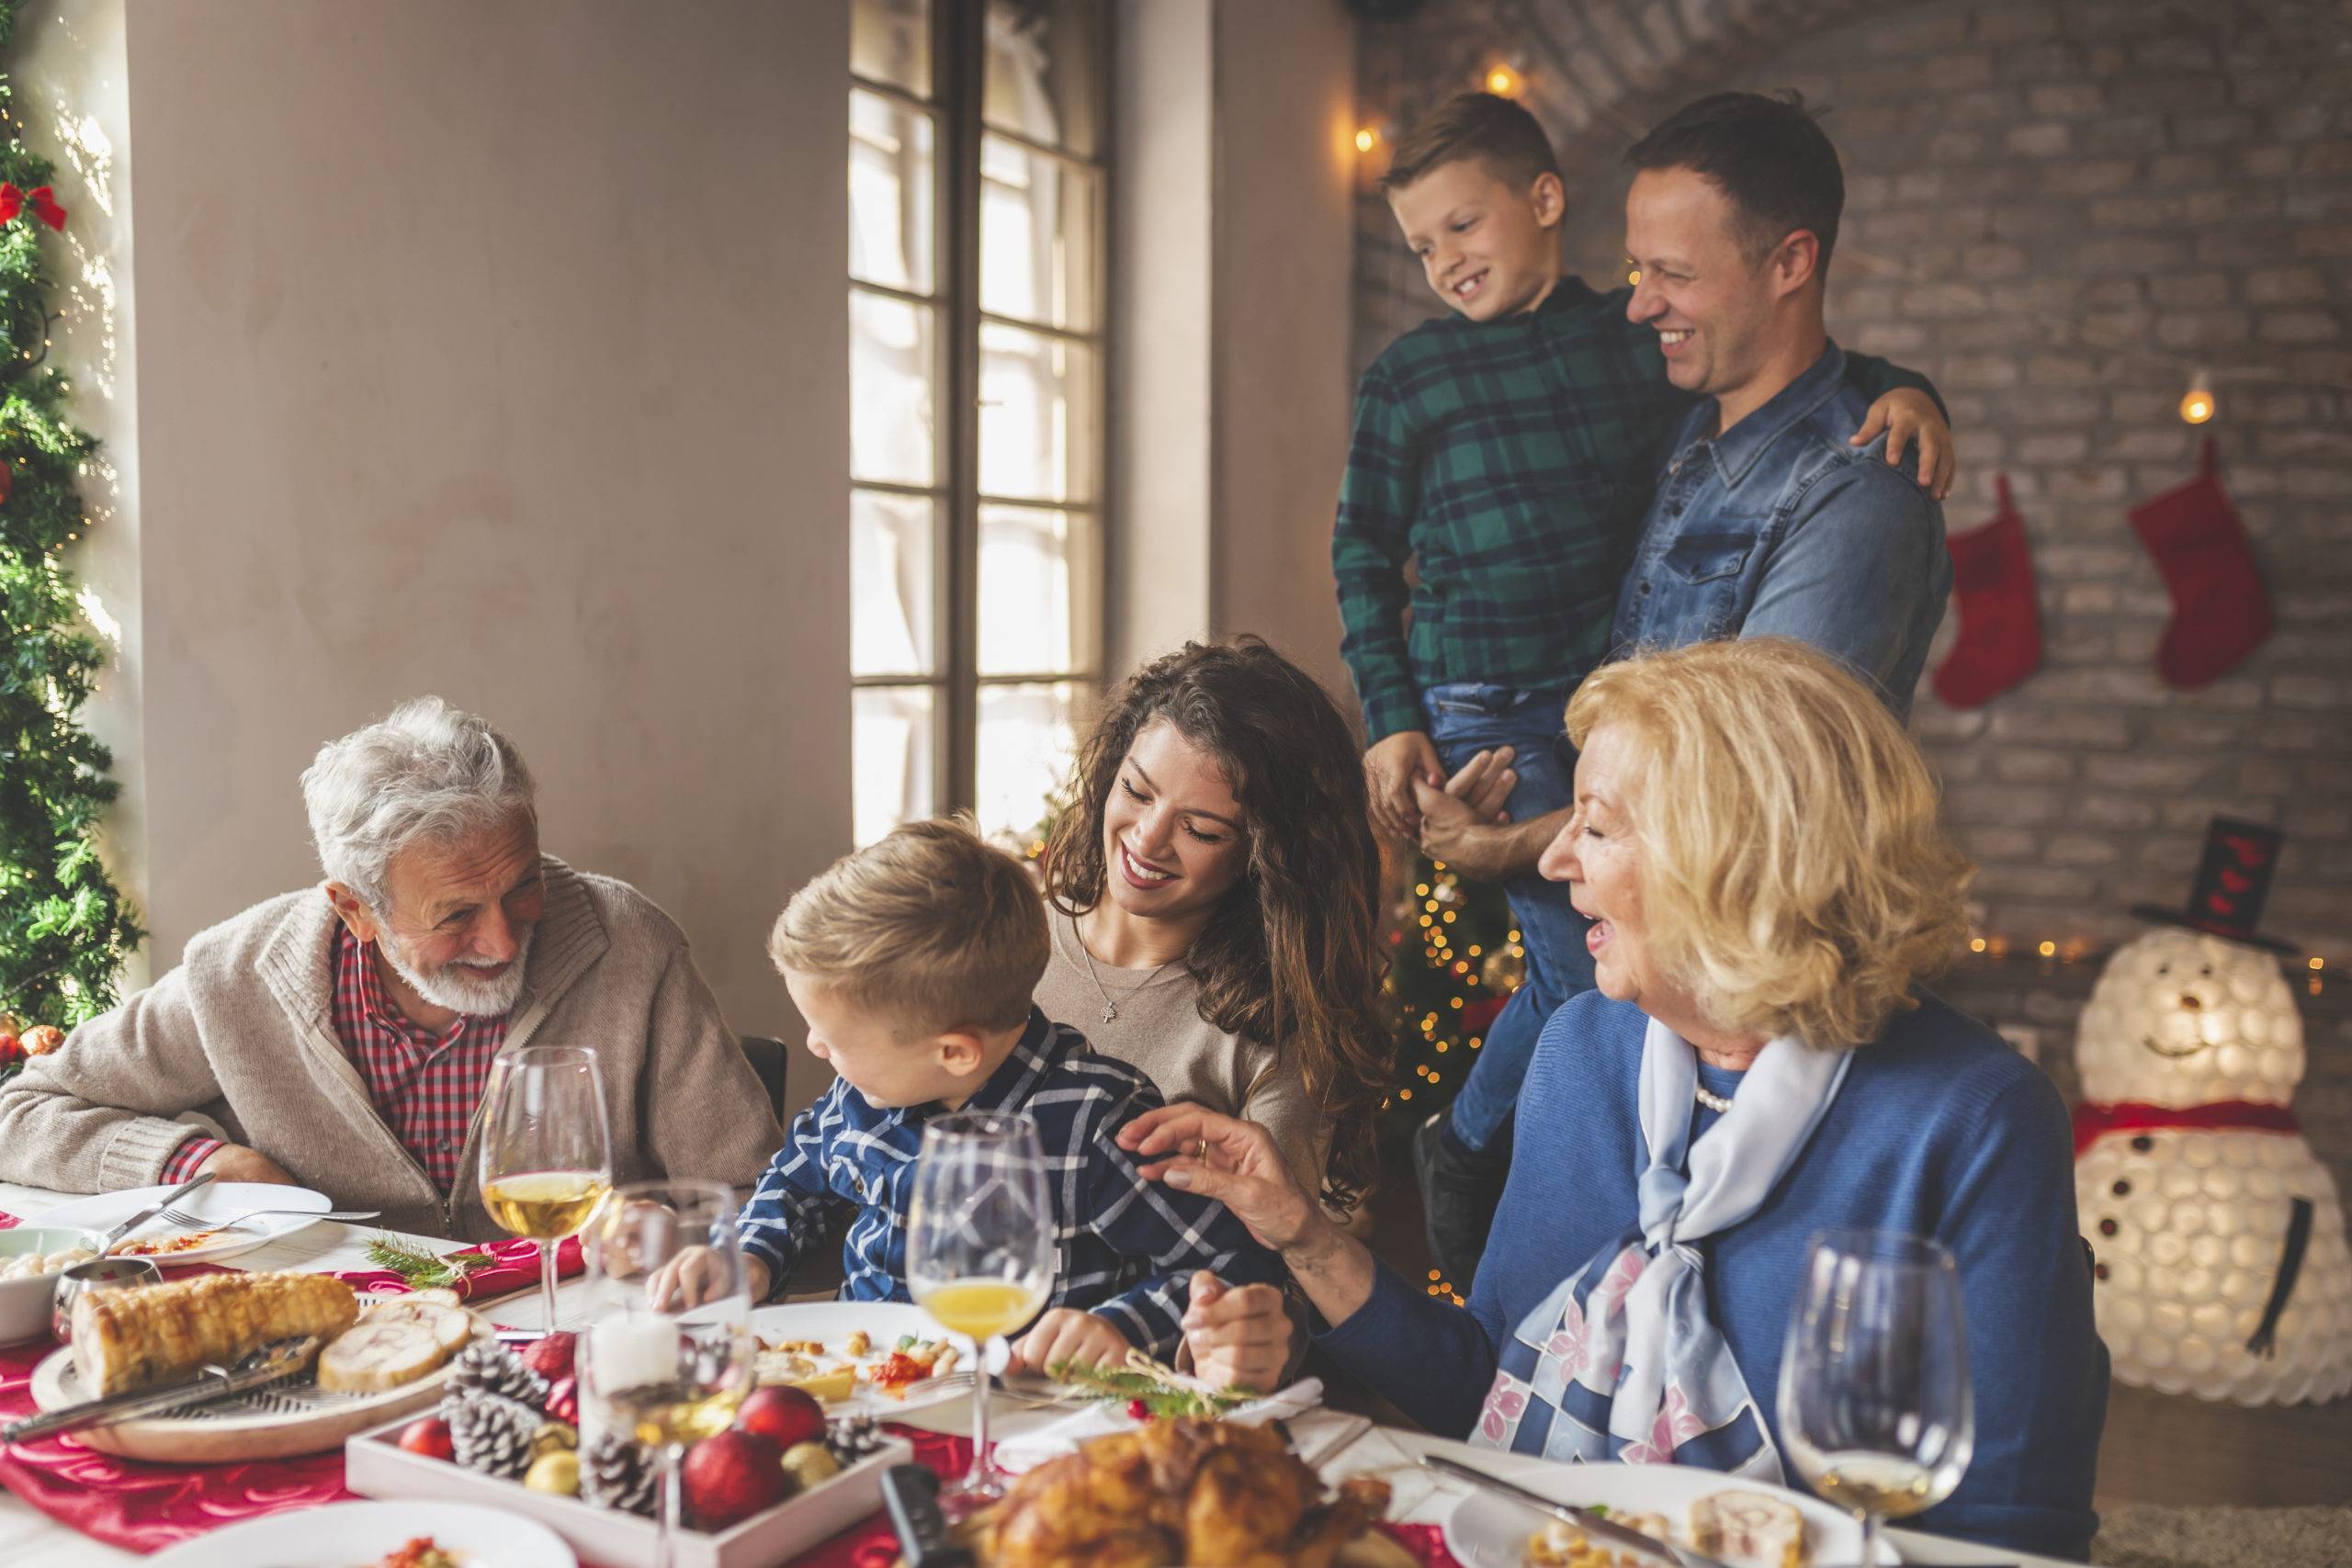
[1322,990,2108,1560]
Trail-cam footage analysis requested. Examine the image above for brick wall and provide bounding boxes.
[1354,0,2352,967]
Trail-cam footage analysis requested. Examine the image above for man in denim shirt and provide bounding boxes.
[1415,95,1950,1266]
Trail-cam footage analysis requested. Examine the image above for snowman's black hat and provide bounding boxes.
[2130,817,2297,955]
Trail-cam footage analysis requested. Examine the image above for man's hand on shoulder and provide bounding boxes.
[1363,730,1442,842]
[195,1144,300,1186]
[1850,386,1956,501]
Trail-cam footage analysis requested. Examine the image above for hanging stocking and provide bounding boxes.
[2130,438,2271,689]
[1933,474,2041,709]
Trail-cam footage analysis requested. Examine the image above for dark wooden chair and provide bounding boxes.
[740,1033,787,1117]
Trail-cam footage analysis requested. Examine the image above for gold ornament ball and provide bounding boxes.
[530,1419,578,1459]
[524,1450,581,1497]
[1481,947,1527,992]
[781,1440,841,1492]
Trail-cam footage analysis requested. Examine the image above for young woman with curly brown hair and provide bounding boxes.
[1034,637,1392,1213]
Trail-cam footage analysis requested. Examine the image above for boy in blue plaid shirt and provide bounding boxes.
[662,818,1281,1370]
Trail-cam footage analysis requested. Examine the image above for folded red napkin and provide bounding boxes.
[330,1234,583,1303]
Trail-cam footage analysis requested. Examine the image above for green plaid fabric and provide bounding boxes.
[1333,278,1934,742]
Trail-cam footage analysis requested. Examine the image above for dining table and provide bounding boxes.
[1,1177,2075,1568]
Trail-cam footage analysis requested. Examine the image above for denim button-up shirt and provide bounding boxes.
[1608,343,1951,718]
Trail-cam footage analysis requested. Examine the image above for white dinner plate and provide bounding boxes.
[145,1498,576,1568]
[749,1299,1046,1418]
[1435,1445,1896,1566]
[37,1182,338,1266]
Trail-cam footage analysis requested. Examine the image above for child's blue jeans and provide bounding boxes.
[1419,682,1597,1153]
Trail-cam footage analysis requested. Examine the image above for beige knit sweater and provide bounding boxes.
[0,857,785,1240]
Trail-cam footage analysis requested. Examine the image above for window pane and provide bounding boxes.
[984,0,1099,156]
[852,0,931,96]
[854,685,938,846]
[978,503,1094,676]
[851,291,938,487]
[978,322,1096,503]
[850,90,936,294]
[854,491,938,677]
[979,135,1097,332]
[977,682,1080,840]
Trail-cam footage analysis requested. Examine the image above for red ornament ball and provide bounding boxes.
[681,1429,787,1530]
[735,1384,825,1451]
[398,1416,455,1461]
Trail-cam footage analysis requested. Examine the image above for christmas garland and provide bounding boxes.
[0,0,143,1036]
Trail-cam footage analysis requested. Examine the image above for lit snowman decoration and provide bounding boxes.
[2073,820,2352,1405]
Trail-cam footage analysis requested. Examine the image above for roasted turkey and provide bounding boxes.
[982,1416,1392,1568]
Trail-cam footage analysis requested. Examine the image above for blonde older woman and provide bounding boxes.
[1128,640,2107,1561]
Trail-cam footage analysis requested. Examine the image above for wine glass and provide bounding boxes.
[580,1181,755,1568]
[906,1111,1057,1517]
[1778,1229,1974,1567]
[480,1045,614,1334]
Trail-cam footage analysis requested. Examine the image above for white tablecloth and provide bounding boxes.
[1,1179,2067,1568]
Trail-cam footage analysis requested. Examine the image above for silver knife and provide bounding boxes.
[2,1336,323,1443]
[99,1170,217,1252]
[1419,1451,1736,1568]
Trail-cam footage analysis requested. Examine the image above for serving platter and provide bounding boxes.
[25,1303,492,1462]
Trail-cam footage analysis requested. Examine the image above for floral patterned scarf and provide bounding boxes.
[1472,1018,1850,1478]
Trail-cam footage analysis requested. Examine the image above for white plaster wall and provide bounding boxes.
[112,1,849,1084]
[1108,0,1357,706]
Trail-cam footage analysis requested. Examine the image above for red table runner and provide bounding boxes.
[3,1212,1459,1562]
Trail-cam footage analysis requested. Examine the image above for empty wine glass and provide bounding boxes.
[479,1045,613,1333]
[906,1111,1057,1517]
[579,1181,754,1568]
[1779,1229,1974,1566]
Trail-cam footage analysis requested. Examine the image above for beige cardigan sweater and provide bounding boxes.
[0,857,784,1240]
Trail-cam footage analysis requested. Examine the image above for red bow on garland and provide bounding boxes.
[0,182,67,231]
[2071,1099,2301,1157]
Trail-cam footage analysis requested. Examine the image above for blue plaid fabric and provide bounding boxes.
[735,1007,1282,1354]
[1333,278,1940,743]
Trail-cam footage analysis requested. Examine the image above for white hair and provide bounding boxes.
[300,697,537,914]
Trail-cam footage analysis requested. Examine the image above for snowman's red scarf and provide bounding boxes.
[2072,1100,2301,1156]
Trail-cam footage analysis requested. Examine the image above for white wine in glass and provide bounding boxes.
[480,1045,614,1334]
[1779,1229,1974,1565]
[581,1181,754,1568]
[907,1111,1056,1517]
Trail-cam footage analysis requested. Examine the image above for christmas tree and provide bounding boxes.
[1380,853,1522,1134]
[0,0,142,1041]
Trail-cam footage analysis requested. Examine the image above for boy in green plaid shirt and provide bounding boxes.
[1337,93,1952,1286]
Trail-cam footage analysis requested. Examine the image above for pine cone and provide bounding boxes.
[442,1393,539,1478]
[580,1428,660,1517]
[824,1416,888,1466]
[443,1340,549,1408]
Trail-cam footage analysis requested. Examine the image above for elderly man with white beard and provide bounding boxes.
[0,698,782,1239]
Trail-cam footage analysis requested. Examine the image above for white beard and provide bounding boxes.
[380,926,534,1018]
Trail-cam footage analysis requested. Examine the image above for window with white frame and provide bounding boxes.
[849,0,1106,846]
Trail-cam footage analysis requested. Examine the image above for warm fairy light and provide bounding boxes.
[1486,64,1521,96]
[2180,367,2215,425]
[1970,937,1988,953]
[2312,956,2326,971]
[2039,940,2058,957]
[1355,126,1377,153]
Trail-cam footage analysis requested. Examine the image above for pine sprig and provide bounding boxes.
[365,1233,494,1290]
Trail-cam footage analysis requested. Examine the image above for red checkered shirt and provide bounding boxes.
[164,923,510,1192]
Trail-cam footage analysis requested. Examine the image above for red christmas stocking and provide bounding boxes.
[2130,438,2271,689]
[1933,474,2041,709]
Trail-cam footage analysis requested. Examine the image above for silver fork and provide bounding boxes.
[157,1203,379,1230]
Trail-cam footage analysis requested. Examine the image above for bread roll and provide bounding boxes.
[72,1270,358,1395]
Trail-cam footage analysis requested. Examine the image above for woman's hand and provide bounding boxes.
[1851,387,1957,500]
[1182,1270,1293,1393]
[1117,1103,1323,1254]
[1009,1308,1132,1377]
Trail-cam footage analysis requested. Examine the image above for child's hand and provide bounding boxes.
[1851,387,1956,501]
[1363,729,1444,842]
[648,1245,770,1309]
[1008,1308,1131,1378]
